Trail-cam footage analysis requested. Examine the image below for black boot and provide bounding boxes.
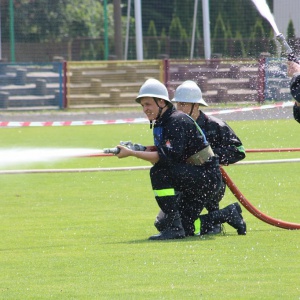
[206,224,222,235]
[204,181,226,235]
[200,202,246,235]
[200,210,222,235]
[149,212,185,240]
[227,203,247,235]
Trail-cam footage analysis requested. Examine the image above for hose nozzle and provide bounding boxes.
[102,141,147,155]
[103,147,120,154]
[276,33,299,64]
[276,33,293,54]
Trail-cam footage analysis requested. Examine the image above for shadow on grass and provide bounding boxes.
[120,234,219,244]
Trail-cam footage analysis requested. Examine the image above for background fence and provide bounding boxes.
[66,60,164,108]
[0,56,294,111]
[0,63,64,109]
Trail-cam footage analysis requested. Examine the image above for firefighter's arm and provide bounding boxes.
[116,145,159,164]
[287,61,300,77]
[214,145,246,165]
[288,61,300,103]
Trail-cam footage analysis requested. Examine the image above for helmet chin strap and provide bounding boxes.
[150,98,168,129]
[189,103,195,116]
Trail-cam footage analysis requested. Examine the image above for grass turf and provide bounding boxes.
[0,119,299,299]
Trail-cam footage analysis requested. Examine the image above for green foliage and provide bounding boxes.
[212,13,227,56]
[168,16,191,58]
[12,0,68,42]
[268,29,277,56]
[160,28,168,55]
[231,31,246,58]
[141,0,173,36]
[145,20,159,59]
[179,28,190,59]
[169,16,184,58]
[147,20,157,37]
[169,16,182,40]
[248,19,267,57]
[287,19,296,39]
[0,0,288,60]
[65,0,103,39]
[79,40,105,61]
[252,19,266,39]
[2,0,109,42]
[287,19,296,51]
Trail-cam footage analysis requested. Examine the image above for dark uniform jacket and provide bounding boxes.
[196,111,245,165]
[290,73,300,124]
[153,106,209,166]
[293,104,300,124]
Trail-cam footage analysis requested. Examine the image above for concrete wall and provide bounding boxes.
[274,0,300,37]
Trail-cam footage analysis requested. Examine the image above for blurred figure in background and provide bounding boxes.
[287,61,300,123]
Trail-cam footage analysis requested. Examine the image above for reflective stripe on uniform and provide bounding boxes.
[153,188,175,197]
[194,218,201,235]
[237,145,246,154]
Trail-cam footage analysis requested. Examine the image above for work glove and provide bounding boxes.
[103,141,146,154]
[119,141,147,152]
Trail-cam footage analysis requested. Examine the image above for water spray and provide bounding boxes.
[0,148,113,168]
[251,0,299,64]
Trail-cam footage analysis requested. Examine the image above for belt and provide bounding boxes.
[186,145,215,166]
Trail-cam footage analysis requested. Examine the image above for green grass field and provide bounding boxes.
[0,119,299,299]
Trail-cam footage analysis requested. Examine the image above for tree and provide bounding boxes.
[65,0,103,39]
[248,19,267,57]
[287,19,296,51]
[145,20,159,59]
[212,13,227,56]
[268,29,277,56]
[141,0,173,36]
[231,31,246,58]
[169,16,183,58]
[179,28,190,59]
[12,0,68,42]
[160,28,168,55]
[1,0,106,42]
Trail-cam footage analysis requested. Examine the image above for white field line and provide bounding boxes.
[0,158,300,175]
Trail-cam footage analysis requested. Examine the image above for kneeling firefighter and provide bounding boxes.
[154,80,247,236]
[116,78,222,240]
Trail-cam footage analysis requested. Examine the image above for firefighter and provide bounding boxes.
[171,80,246,234]
[116,78,246,240]
[287,61,300,123]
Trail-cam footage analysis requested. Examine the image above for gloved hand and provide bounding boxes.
[120,141,147,151]
[103,141,146,154]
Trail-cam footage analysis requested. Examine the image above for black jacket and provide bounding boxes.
[290,73,300,102]
[153,106,209,166]
[293,103,300,124]
[196,111,245,165]
[290,73,300,123]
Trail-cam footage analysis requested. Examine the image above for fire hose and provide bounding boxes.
[2,144,299,229]
[102,144,300,230]
[220,166,300,230]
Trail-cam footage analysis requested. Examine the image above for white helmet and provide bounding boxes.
[172,80,208,107]
[136,78,171,103]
